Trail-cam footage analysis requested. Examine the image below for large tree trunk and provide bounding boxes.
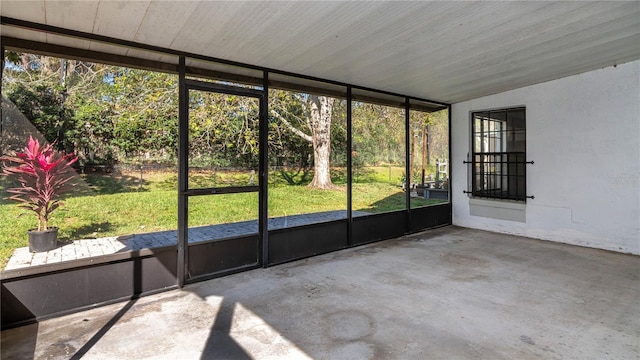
[269,94,336,189]
[308,95,335,189]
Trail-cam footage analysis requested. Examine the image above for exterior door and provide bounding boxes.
[181,79,265,282]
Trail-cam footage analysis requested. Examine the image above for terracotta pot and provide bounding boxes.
[28,227,59,252]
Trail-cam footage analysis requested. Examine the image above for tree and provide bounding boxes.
[409,108,449,184]
[106,68,178,160]
[3,53,117,162]
[351,102,405,167]
[188,91,259,169]
[270,91,338,189]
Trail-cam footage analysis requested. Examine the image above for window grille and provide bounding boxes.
[470,107,529,201]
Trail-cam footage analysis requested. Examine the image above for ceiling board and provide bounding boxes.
[44,1,97,33]
[134,1,200,47]
[1,0,639,104]
[92,1,149,41]
[44,33,95,56]
[1,25,47,44]
[1,0,45,23]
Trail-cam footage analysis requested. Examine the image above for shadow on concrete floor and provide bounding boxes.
[2,226,639,359]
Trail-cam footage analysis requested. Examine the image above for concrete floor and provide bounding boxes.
[1,226,638,359]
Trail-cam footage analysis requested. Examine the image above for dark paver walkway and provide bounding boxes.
[5,210,368,270]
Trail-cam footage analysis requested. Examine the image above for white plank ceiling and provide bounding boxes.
[1,1,639,103]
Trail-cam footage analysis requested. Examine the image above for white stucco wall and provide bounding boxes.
[451,60,640,254]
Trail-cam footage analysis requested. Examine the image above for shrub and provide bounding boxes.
[1,136,78,231]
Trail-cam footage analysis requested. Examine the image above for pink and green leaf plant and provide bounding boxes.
[1,136,78,231]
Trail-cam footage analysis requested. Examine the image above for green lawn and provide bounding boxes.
[0,167,445,269]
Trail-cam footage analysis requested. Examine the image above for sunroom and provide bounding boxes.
[1,1,638,346]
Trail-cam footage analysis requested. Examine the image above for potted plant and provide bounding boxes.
[1,136,77,252]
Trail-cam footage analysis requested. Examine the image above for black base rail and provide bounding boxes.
[1,203,451,330]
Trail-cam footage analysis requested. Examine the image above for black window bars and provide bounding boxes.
[464,107,533,201]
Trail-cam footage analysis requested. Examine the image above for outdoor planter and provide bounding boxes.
[415,184,429,197]
[1,136,77,254]
[425,188,449,200]
[28,227,59,252]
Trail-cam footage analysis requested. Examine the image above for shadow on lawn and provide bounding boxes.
[60,222,115,242]
[360,192,406,213]
[277,168,312,186]
[78,173,151,195]
[1,174,147,205]
[270,167,375,187]
[360,191,445,213]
